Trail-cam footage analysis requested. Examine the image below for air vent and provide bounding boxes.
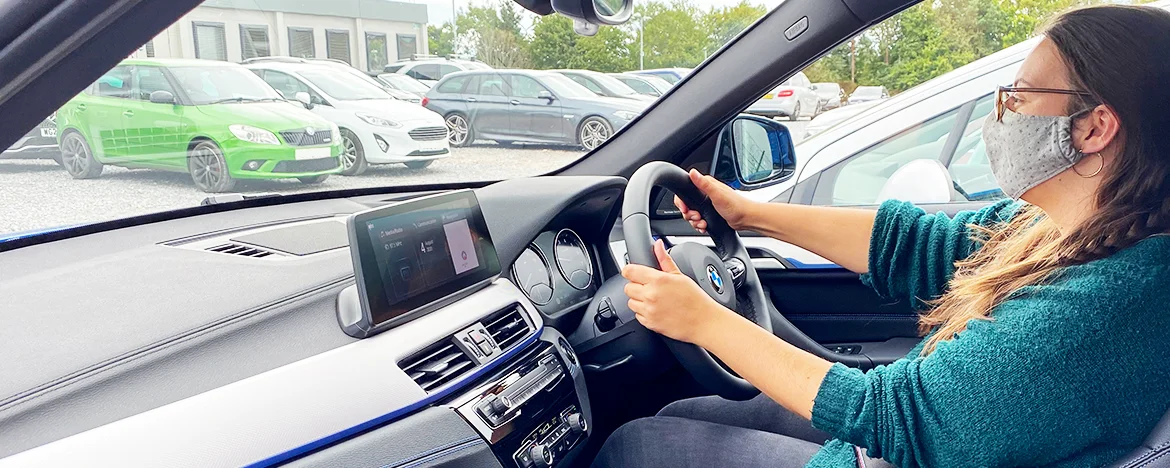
[205,242,279,258]
[400,339,475,392]
[485,305,531,351]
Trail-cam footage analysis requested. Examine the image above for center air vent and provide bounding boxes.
[485,305,532,351]
[400,339,475,392]
[205,242,281,258]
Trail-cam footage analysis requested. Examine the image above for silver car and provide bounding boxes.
[552,70,656,102]
[848,85,889,105]
[424,70,648,150]
[609,73,673,97]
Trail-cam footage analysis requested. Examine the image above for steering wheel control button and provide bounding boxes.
[725,258,747,287]
[830,345,862,355]
[594,297,621,333]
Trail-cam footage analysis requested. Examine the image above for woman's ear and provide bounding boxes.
[1075,104,1122,155]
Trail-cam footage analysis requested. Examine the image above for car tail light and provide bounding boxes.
[777,89,794,97]
[421,96,430,107]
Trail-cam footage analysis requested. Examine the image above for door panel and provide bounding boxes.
[506,75,564,141]
[88,65,134,160]
[123,65,186,168]
[465,73,511,137]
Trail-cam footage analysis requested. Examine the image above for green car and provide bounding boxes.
[56,58,343,193]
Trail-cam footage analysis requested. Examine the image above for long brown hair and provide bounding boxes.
[919,5,1170,354]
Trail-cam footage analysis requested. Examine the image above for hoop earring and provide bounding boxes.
[1073,152,1104,178]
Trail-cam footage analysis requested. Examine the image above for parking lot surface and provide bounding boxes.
[0,121,808,234]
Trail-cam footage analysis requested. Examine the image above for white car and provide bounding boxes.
[246,62,450,176]
[746,71,820,120]
[847,85,890,104]
[802,100,881,139]
[243,57,422,105]
[383,57,492,87]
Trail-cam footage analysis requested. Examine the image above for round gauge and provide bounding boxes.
[555,229,593,290]
[512,245,553,305]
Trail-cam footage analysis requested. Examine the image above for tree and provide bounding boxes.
[428,23,455,57]
[529,15,635,72]
[701,1,767,53]
[633,0,707,69]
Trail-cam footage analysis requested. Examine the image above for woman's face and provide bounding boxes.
[1009,38,1078,117]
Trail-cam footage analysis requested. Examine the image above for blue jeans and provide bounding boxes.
[592,393,893,468]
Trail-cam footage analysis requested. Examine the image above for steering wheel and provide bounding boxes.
[621,162,773,401]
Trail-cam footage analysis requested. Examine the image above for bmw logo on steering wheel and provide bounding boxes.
[706,264,724,294]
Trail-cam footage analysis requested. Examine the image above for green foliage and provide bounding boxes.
[529,15,634,72]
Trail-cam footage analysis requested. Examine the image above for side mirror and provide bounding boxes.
[148,90,175,104]
[876,159,953,204]
[294,91,314,109]
[537,90,555,102]
[711,115,796,190]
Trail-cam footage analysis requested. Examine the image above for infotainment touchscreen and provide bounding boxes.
[348,190,500,332]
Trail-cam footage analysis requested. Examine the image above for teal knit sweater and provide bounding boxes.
[806,200,1170,468]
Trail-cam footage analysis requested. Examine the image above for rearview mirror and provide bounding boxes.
[876,159,953,204]
[711,115,796,190]
[294,91,314,110]
[552,0,632,26]
[148,90,175,104]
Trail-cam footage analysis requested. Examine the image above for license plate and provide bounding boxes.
[294,147,331,161]
[40,127,56,138]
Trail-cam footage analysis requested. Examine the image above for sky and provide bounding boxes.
[403,0,787,27]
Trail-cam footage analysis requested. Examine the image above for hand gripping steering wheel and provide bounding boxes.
[621,162,772,401]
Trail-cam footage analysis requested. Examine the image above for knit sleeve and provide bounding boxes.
[809,268,1115,468]
[862,199,1018,309]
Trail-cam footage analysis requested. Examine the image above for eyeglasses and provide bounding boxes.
[995,86,1094,122]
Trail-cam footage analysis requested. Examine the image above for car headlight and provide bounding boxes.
[229,124,280,145]
[614,110,640,120]
[356,112,401,128]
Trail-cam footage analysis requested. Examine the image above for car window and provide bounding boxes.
[948,94,1004,200]
[260,70,313,100]
[436,75,470,94]
[568,75,604,94]
[824,106,963,206]
[621,77,656,95]
[95,65,132,99]
[474,74,507,97]
[384,64,404,73]
[509,75,548,99]
[540,74,597,98]
[132,66,175,101]
[408,64,440,81]
[591,74,639,96]
[169,66,282,105]
[438,64,461,77]
[379,74,430,93]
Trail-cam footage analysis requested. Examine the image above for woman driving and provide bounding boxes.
[593,5,1170,468]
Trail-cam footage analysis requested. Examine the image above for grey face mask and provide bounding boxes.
[981,110,1086,200]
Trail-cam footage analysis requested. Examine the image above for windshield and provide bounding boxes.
[378,74,430,93]
[1,0,1074,236]
[297,68,389,100]
[541,74,599,98]
[170,66,282,105]
[590,73,640,96]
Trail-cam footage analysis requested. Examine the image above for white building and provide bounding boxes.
[134,0,429,73]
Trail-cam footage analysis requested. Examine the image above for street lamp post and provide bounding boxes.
[636,14,644,70]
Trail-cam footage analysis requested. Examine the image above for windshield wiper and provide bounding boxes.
[206,97,264,104]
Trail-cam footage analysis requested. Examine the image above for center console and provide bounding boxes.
[447,330,592,468]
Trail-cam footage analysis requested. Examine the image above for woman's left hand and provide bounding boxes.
[621,239,737,345]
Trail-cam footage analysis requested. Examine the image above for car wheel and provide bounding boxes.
[59,131,103,179]
[298,174,330,184]
[579,117,613,151]
[446,113,473,147]
[790,102,801,121]
[404,160,433,169]
[187,140,237,193]
[338,128,368,176]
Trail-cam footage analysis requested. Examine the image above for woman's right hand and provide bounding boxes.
[674,169,755,233]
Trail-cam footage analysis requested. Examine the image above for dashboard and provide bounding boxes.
[0,175,633,468]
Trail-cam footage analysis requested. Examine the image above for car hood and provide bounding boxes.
[194,101,332,131]
[339,99,443,124]
[561,95,649,112]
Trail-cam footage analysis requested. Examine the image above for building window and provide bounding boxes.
[366,33,389,72]
[240,25,270,60]
[326,30,351,64]
[396,34,417,61]
[144,40,156,58]
[193,22,227,61]
[288,27,315,58]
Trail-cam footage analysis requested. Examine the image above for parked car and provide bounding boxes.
[802,100,881,138]
[1,114,59,164]
[629,67,692,84]
[55,58,342,193]
[424,69,648,150]
[848,85,889,104]
[551,70,655,102]
[243,56,421,104]
[738,37,1041,222]
[246,61,450,175]
[383,56,492,87]
[375,73,432,101]
[810,82,845,111]
[608,73,673,97]
[746,71,820,120]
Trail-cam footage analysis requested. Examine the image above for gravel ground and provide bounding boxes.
[0,120,808,234]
